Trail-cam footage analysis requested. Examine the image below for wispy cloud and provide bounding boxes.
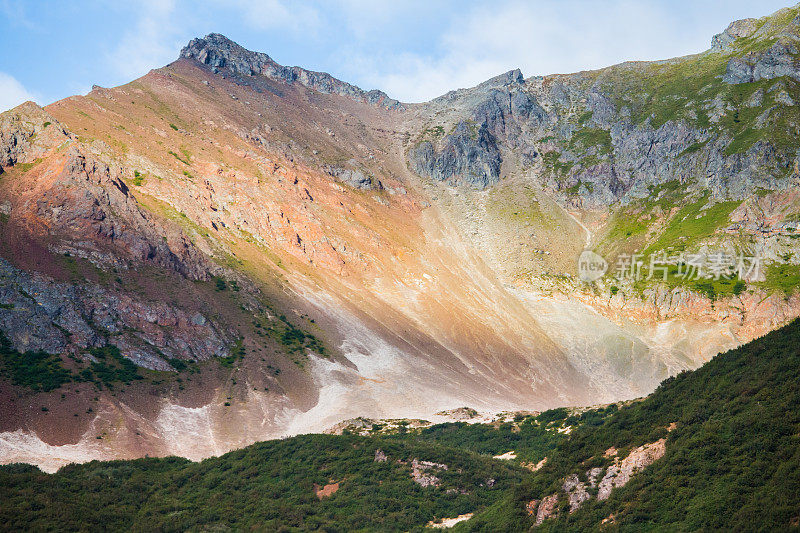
[2,0,793,106]
[106,0,181,81]
[0,72,37,112]
[219,0,321,32]
[0,0,37,29]
[342,0,788,102]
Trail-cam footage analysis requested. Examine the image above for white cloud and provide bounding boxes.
[345,0,791,102]
[213,0,321,32]
[105,0,322,81]
[0,72,37,113]
[106,0,181,80]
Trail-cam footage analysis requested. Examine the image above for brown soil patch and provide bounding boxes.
[314,481,340,499]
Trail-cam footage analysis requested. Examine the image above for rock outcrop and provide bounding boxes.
[0,257,229,369]
[724,39,800,84]
[597,438,667,500]
[410,458,448,488]
[711,18,759,52]
[408,121,502,188]
[534,494,559,525]
[0,107,211,281]
[529,438,667,526]
[180,33,402,110]
[403,11,800,206]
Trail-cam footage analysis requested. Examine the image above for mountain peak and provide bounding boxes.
[179,33,403,111]
[180,33,275,76]
[710,18,759,52]
[477,68,525,90]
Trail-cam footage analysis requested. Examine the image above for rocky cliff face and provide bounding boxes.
[408,121,503,188]
[406,9,800,208]
[0,258,229,369]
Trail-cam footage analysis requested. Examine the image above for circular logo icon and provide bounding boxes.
[577,250,607,282]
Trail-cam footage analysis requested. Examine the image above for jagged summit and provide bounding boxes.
[710,4,800,53]
[180,33,403,111]
[478,68,525,89]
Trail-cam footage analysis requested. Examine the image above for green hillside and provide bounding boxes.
[465,318,800,531]
[2,319,799,531]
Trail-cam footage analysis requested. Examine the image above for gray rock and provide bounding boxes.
[723,40,800,84]
[181,33,403,111]
[0,258,229,369]
[408,121,502,188]
[711,18,759,52]
[323,162,381,190]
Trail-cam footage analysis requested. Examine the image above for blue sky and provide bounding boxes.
[0,0,795,111]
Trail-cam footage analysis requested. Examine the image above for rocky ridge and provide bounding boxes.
[180,33,402,110]
[404,6,800,207]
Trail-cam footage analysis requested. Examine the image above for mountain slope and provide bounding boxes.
[466,318,800,531]
[2,5,800,470]
[1,318,797,531]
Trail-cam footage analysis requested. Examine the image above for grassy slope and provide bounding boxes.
[464,318,800,531]
[541,6,800,297]
[1,320,799,531]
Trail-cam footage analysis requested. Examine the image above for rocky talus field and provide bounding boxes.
[1,3,800,482]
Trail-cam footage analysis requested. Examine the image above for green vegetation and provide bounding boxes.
[718,79,779,156]
[0,329,194,391]
[217,338,246,368]
[0,434,526,532]
[569,127,612,155]
[131,170,144,186]
[486,184,552,227]
[601,52,727,128]
[81,345,143,388]
[402,406,617,465]
[624,261,750,302]
[467,318,800,531]
[758,263,800,296]
[598,204,652,257]
[417,125,445,145]
[4,319,800,530]
[252,312,328,361]
[597,24,800,157]
[577,111,593,125]
[168,358,187,371]
[17,157,43,172]
[541,150,574,176]
[679,139,709,156]
[168,150,190,165]
[169,123,178,131]
[565,181,593,196]
[0,331,73,392]
[596,182,755,299]
[42,121,51,128]
[643,193,739,255]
